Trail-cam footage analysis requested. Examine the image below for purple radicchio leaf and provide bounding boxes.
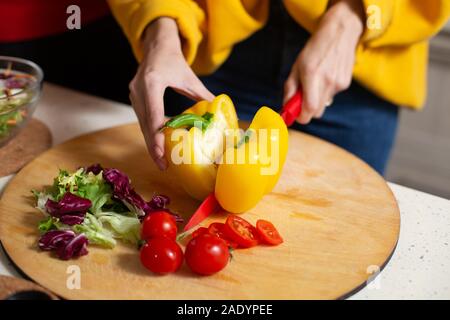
[59,212,86,226]
[145,194,183,223]
[5,77,29,89]
[45,192,91,225]
[56,233,89,260]
[38,230,89,260]
[38,230,76,251]
[102,168,150,216]
[85,163,103,175]
[148,194,170,210]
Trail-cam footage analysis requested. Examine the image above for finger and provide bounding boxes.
[175,69,215,102]
[143,83,168,170]
[130,90,165,170]
[283,69,300,105]
[314,91,332,119]
[297,74,321,124]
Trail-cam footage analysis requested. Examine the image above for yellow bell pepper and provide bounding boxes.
[164,96,288,214]
[164,94,239,200]
[215,107,289,213]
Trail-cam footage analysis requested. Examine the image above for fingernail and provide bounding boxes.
[154,145,164,159]
[156,158,167,171]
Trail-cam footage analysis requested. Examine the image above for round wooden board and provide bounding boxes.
[0,118,52,177]
[0,275,58,300]
[0,123,400,300]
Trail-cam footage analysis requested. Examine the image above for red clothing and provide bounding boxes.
[0,0,110,42]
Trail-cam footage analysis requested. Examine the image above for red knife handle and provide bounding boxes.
[280,89,303,127]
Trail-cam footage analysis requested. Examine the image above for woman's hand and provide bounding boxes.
[283,0,365,124]
[129,17,214,170]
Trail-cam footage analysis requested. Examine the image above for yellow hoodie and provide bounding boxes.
[107,0,450,109]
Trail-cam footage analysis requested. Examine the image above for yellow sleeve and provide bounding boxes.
[106,0,205,63]
[362,0,450,46]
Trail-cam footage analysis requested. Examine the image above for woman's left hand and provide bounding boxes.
[283,0,365,124]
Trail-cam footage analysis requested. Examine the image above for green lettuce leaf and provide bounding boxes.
[72,213,116,249]
[96,211,140,245]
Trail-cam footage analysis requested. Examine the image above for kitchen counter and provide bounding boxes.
[1,83,449,299]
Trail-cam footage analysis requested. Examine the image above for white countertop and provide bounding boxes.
[1,83,449,299]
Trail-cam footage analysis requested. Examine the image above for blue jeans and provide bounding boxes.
[165,1,398,174]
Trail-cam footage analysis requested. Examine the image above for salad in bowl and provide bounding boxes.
[0,56,43,147]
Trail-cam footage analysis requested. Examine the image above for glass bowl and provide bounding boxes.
[0,56,43,147]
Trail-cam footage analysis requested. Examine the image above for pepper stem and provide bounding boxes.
[162,112,214,131]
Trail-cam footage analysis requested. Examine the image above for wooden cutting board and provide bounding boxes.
[0,123,400,300]
[0,119,52,177]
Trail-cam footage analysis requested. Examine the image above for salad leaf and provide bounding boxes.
[45,192,91,215]
[33,189,54,214]
[58,233,89,260]
[72,213,117,249]
[38,217,56,233]
[0,110,23,138]
[85,163,103,175]
[102,168,150,217]
[39,230,76,251]
[96,211,140,244]
[38,230,89,260]
[145,193,183,223]
[148,194,170,210]
[45,192,91,226]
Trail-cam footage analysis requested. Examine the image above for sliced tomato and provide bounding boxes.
[256,219,283,245]
[208,222,225,237]
[192,227,208,239]
[208,222,239,249]
[222,215,259,248]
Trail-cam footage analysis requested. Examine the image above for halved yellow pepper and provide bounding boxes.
[164,95,288,213]
[215,107,289,213]
[164,94,239,200]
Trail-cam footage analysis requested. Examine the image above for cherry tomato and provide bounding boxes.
[140,237,183,274]
[192,227,208,239]
[222,215,259,248]
[208,222,239,249]
[256,219,283,245]
[141,211,177,241]
[185,234,229,275]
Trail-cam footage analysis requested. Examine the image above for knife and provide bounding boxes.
[280,89,303,127]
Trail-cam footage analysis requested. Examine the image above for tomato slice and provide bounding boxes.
[208,223,225,237]
[256,219,283,245]
[208,222,239,249]
[192,227,208,239]
[222,215,259,248]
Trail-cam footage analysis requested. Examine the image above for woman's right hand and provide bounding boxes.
[129,17,214,170]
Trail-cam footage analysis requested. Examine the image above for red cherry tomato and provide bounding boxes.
[185,234,229,275]
[222,215,259,248]
[140,237,183,274]
[208,222,239,249]
[141,211,177,241]
[256,219,283,245]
